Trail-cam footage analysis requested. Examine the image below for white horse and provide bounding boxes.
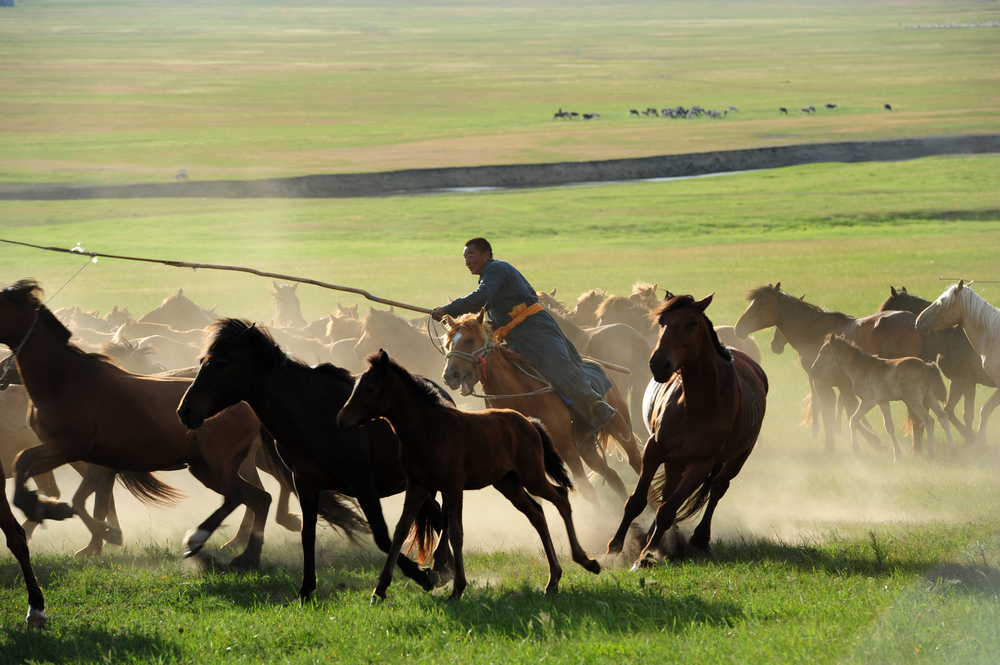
[916,280,1000,445]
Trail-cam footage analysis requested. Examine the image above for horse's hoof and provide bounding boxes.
[26,607,47,628]
[431,567,455,589]
[422,570,440,591]
[46,501,75,521]
[580,557,601,575]
[104,527,124,546]
[370,590,386,605]
[630,554,659,571]
[182,528,211,558]
[544,584,560,595]
[229,554,260,571]
[74,545,103,557]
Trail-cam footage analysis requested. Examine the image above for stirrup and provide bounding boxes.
[589,399,617,430]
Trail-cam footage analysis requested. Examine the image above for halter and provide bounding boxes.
[0,307,40,390]
[444,332,553,400]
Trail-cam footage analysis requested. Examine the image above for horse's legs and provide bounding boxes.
[926,397,956,454]
[807,377,820,440]
[0,468,46,627]
[689,449,753,553]
[841,390,882,449]
[813,379,838,452]
[372,483,432,602]
[12,446,75,523]
[877,403,902,463]
[907,406,925,455]
[493,473,564,593]
[607,437,660,555]
[557,437,602,510]
[636,461,716,568]
[975,385,1000,447]
[577,434,630,504]
[516,469,600,575]
[222,453,266,551]
[21,469,61,542]
[943,377,975,442]
[904,397,938,459]
[294,477,320,601]
[848,399,877,455]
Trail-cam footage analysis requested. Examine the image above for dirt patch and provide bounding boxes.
[1,134,997,201]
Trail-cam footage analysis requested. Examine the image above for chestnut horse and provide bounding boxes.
[338,350,601,601]
[177,319,449,600]
[734,282,921,454]
[880,286,995,445]
[1,457,46,627]
[607,294,767,568]
[0,280,270,568]
[440,311,640,508]
[916,280,1000,446]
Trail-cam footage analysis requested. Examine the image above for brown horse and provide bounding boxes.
[177,319,449,600]
[0,280,270,568]
[810,334,954,460]
[441,311,640,508]
[355,307,442,382]
[270,281,308,328]
[607,294,768,568]
[734,283,922,453]
[139,288,215,331]
[0,457,46,627]
[880,286,995,445]
[338,350,601,601]
[565,289,606,326]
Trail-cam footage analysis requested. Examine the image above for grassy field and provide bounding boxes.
[3,0,1000,663]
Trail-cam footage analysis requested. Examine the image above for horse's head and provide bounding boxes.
[0,280,43,344]
[734,282,784,339]
[810,333,846,378]
[649,293,729,382]
[140,288,214,332]
[178,318,271,429]
[916,281,966,334]
[337,349,393,432]
[440,310,490,395]
[270,282,305,327]
[355,308,409,359]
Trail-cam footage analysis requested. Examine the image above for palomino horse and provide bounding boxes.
[0,458,46,627]
[734,282,922,454]
[177,319,449,600]
[441,311,640,508]
[338,350,601,601]
[811,334,954,460]
[880,286,995,445]
[916,280,1000,446]
[0,280,270,568]
[607,294,767,568]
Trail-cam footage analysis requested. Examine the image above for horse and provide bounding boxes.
[810,334,954,460]
[606,294,767,568]
[0,280,270,568]
[880,286,995,445]
[338,350,601,601]
[734,282,922,453]
[138,288,215,331]
[270,281,308,329]
[596,296,657,342]
[0,457,46,627]
[440,311,640,509]
[916,280,1000,446]
[565,289,606,327]
[355,307,442,382]
[177,318,450,600]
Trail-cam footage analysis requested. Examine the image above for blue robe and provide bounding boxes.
[443,259,612,405]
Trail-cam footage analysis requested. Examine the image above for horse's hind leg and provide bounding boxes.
[0,462,46,627]
[877,403,902,463]
[688,449,753,554]
[518,471,600,575]
[493,473,565,593]
[372,483,433,602]
[12,446,75,524]
[222,453,267,551]
[607,437,663,556]
[975,385,1000,447]
[944,378,975,442]
[578,435,629,504]
[927,398,956,454]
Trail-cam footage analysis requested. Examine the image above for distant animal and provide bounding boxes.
[338,350,601,601]
[728,105,739,112]
[801,107,814,114]
[554,108,569,119]
[139,288,215,332]
[779,107,788,115]
[175,169,187,181]
[570,112,579,118]
[825,103,837,109]
[810,334,954,460]
[270,281,308,328]
[582,113,600,120]
[807,105,816,112]
[630,109,641,117]
[884,104,893,111]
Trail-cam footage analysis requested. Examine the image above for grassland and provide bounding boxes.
[2,1,1000,663]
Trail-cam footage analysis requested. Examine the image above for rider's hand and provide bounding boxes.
[431,307,447,322]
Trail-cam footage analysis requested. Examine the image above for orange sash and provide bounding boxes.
[491,302,544,343]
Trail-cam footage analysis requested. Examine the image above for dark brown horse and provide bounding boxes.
[880,286,995,445]
[734,283,921,453]
[177,319,448,600]
[270,281,308,328]
[607,294,768,568]
[0,280,269,568]
[138,288,215,331]
[441,311,640,509]
[1,457,46,627]
[338,350,601,601]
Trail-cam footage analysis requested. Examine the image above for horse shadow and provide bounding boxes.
[2,624,179,661]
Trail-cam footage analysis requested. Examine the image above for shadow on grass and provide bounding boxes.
[1,626,180,663]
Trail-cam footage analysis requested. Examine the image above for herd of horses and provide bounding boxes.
[2,275,998,627]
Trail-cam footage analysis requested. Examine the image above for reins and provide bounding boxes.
[443,333,554,401]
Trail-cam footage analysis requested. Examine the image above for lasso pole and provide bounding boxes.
[939,278,1000,283]
[0,237,432,314]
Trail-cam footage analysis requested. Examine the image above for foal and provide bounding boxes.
[338,350,601,601]
[810,334,955,460]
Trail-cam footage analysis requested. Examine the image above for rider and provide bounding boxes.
[431,237,617,430]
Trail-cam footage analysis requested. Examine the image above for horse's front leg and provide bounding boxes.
[975,382,1000,447]
[877,403,901,463]
[294,477,321,601]
[607,436,659,556]
[634,461,715,569]
[353,476,433,591]
[848,399,877,455]
[373,483,432,602]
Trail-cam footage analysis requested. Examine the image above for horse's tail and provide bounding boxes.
[800,391,814,429]
[675,465,722,523]
[924,361,948,403]
[406,495,443,566]
[533,418,574,490]
[317,492,370,544]
[117,471,186,507]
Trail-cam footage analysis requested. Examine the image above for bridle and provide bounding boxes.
[443,331,552,400]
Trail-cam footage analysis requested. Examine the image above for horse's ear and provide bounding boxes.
[799,294,806,300]
[441,315,456,334]
[476,308,486,325]
[836,332,846,340]
[548,288,557,296]
[901,287,907,294]
[957,280,965,291]
[890,286,898,297]
[694,293,714,311]
[377,348,390,370]
[178,288,184,297]
[291,283,298,292]
[271,281,279,292]
[774,282,781,291]
[388,306,395,315]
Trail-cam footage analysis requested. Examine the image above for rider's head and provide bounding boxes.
[463,238,493,276]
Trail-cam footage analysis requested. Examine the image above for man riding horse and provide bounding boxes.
[431,237,617,431]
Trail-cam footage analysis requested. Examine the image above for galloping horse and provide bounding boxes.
[177,319,449,600]
[607,294,767,568]
[440,311,640,508]
[811,334,954,460]
[0,458,46,627]
[734,283,921,453]
[1,280,270,568]
[880,286,995,444]
[916,280,1000,446]
[338,350,601,601]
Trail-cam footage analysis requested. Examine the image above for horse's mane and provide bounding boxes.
[595,295,643,319]
[364,308,420,337]
[446,313,541,376]
[653,295,732,362]
[822,333,875,363]
[206,318,355,384]
[745,284,852,324]
[368,352,456,409]
[948,284,1000,344]
[576,289,604,305]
